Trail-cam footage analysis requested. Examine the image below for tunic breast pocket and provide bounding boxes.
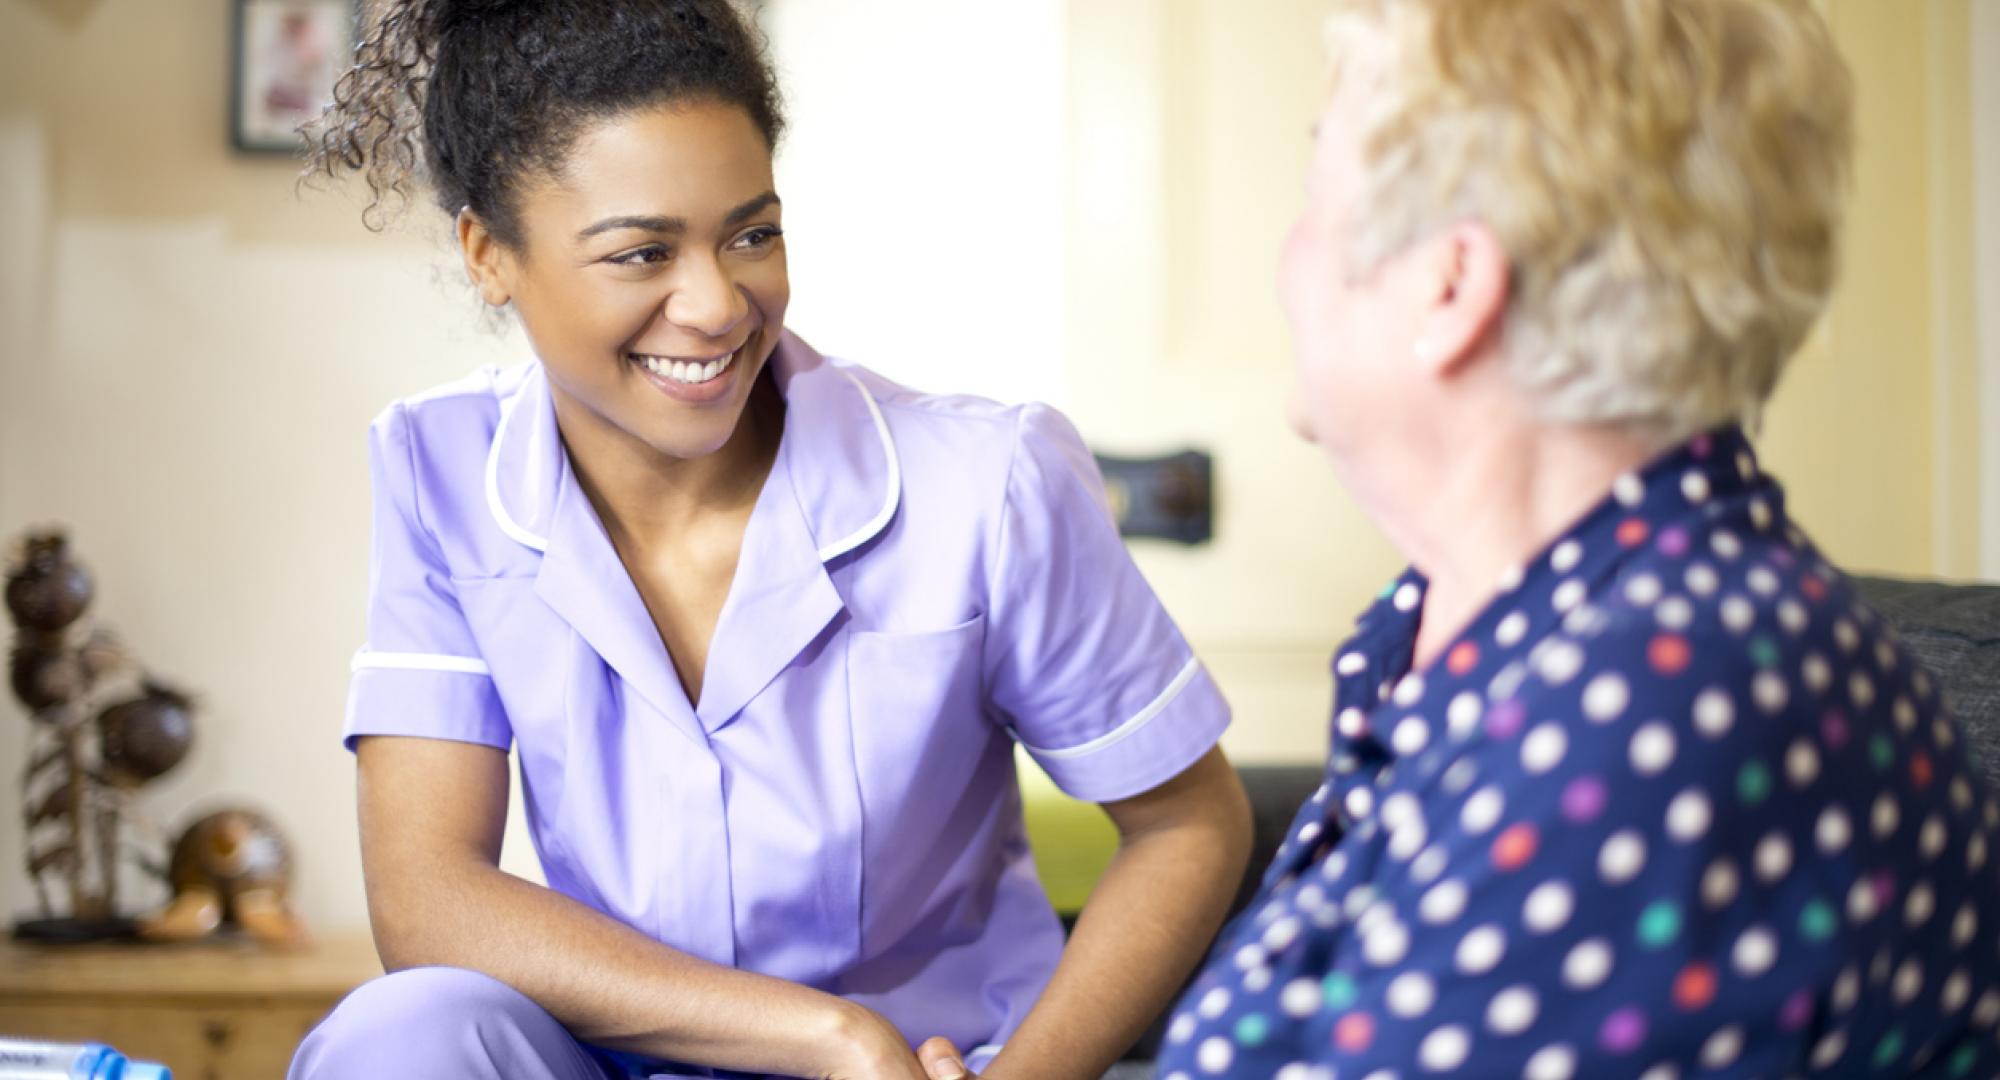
[847,615,1016,950]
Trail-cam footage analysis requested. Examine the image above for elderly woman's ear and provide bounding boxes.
[1408,221,1510,378]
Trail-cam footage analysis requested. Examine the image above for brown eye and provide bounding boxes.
[609,245,672,266]
[729,226,783,253]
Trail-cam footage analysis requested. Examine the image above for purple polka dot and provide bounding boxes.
[1872,872,1897,909]
[1779,990,1814,1031]
[1772,547,1797,568]
[1657,527,1691,558]
[1599,1007,1648,1054]
[1691,435,1713,457]
[1820,710,1850,751]
[1562,776,1609,823]
[1485,699,1527,740]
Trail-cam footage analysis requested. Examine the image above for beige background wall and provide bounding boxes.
[1,0,1991,933]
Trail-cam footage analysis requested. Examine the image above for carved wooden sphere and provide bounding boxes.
[98,684,195,784]
[5,533,93,633]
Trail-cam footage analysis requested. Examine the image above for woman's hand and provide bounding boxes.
[819,1002,941,1080]
[916,1037,981,1080]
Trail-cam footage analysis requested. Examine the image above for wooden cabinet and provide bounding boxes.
[0,932,380,1080]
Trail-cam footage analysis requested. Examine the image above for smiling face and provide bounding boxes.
[467,100,790,465]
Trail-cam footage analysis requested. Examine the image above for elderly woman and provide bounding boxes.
[1154,0,2000,1077]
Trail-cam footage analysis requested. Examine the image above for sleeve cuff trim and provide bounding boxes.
[351,649,492,676]
[1015,655,1200,761]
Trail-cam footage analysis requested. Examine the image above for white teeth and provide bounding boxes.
[636,350,736,385]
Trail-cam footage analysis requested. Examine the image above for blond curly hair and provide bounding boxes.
[1324,0,1853,440]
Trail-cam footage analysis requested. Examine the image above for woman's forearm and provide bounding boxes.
[368,855,892,1079]
[981,773,1252,1080]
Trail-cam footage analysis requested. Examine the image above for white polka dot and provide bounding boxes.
[1441,758,1479,795]
[1832,967,1860,1012]
[1625,573,1663,606]
[1582,673,1630,723]
[1411,845,1449,885]
[1486,986,1539,1036]
[1746,566,1780,597]
[1614,473,1646,507]
[1809,1031,1849,1070]
[1711,530,1742,560]
[1817,806,1853,854]
[1934,718,1957,750]
[1721,595,1756,634]
[1732,926,1778,977]
[1535,640,1585,685]
[1801,653,1832,693]
[1523,881,1575,934]
[1393,674,1426,706]
[1665,788,1713,842]
[1197,986,1232,1018]
[1920,815,1949,861]
[1692,688,1734,738]
[1753,832,1793,882]
[1942,968,1971,1013]
[1892,958,1925,1005]
[1599,830,1648,884]
[1448,691,1483,737]
[1777,599,1809,635]
[1461,786,1506,835]
[1629,723,1677,775]
[1895,696,1920,733]
[1320,850,1350,881]
[1421,879,1469,925]
[1552,579,1586,613]
[1363,918,1411,967]
[1872,793,1901,839]
[1701,857,1740,909]
[1387,971,1437,1017]
[1456,925,1507,975]
[1261,915,1304,954]
[1699,1025,1745,1070]
[1394,582,1422,612]
[1346,786,1375,821]
[1785,739,1820,788]
[1496,612,1529,647]
[1424,1020,1472,1072]
[1952,903,1979,947]
[1337,651,1368,676]
[1562,939,1614,990]
[1279,977,1322,1018]
[1167,1012,1197,1044]
[1393,716,1431,755]
[1972,833,1991,873]
[1338,707,1368,739]
[1499,565,1526,592]
[1905,882,1936,927]
[1525,1044,1578,1080]
[1874,638,1898,673]
[1655,596,1694,630]
[1848,671,1876,710]
[1847,877,1880,922]
[1297,820,1323,846]
[1521,723,1568,774]
[1974,989,2000,1027]
[1197,1035,1234,1073]
[1388,818,1428,862]
[1751,671,1789,714]
[1551,540,1583,573]
[1635,1065,1679,1080]
[1685,563,1720,597]
[1681,470,1711,504]
[1833,618,1860,652]
[1244,966,1275,991]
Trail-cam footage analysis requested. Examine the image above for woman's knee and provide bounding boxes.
[290,966,583,1079]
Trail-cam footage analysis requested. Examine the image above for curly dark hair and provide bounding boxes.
[304,0,784,246]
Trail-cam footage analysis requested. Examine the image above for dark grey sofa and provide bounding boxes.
[1111,574,2000,1066]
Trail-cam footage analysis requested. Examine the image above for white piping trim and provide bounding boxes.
[815,367,902,561]
[351,650,493,676]
[1017,656,1200,761]
[485,389,550,552]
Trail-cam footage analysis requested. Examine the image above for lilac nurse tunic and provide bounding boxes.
[340,330,1230,1066]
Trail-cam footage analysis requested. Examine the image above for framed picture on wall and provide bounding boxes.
[230,0,358,154]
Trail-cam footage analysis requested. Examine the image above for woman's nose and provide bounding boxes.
[664,256,750,339]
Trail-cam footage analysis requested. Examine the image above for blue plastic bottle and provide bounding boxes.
[0,1037,171,1079]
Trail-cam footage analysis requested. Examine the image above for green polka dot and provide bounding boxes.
[1737,760,1773,805]
[1948,1043,1978,1078]
[1637,900,1683,948]
[1798,899,1838,942]
[1233,1013,1271,1047]
[1872,1029,1905,1070]
[1870,734,1896,771]
[1748,636,1781,669]
[1322,972,1358,1010]
[1378,580,1398,600]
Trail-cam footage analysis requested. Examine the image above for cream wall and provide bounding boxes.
[1,0,1989,933]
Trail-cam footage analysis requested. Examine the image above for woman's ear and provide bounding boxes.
[457,208,514,308]
[1410,220,1509,378]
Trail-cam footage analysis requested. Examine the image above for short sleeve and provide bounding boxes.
[983,404,1229,803]
[343,404,511,752]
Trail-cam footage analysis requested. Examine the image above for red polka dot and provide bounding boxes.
[1911,752,1934,790]
[1616,518,1651,547]
[1334,1013,1375,1052]
[1447,641,1480,676]
[1492,823,1539,871]
[1673,962,1718,1011]
[1648,633,1692,676]
[1801,575,1828,602]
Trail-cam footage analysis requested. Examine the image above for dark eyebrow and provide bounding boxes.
[575,191,781,242]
